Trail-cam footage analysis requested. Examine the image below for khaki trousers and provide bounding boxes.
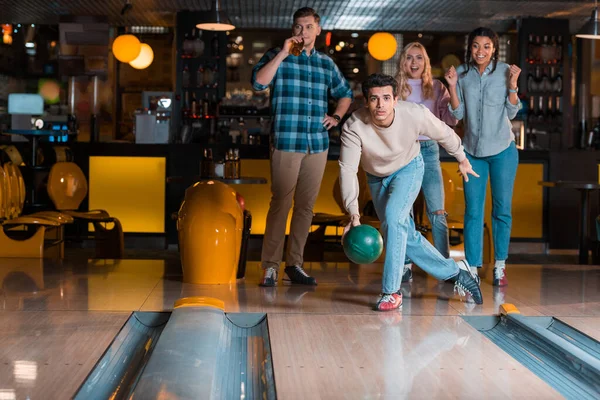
[261,148,328,269]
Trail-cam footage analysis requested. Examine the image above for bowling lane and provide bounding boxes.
[558,317,600,341]
[268,314,562,400]
[0,311,130,399]
[140,261,545,316]
[476,264,600,317]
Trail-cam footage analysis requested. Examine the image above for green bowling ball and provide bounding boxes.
[343,224,384,264]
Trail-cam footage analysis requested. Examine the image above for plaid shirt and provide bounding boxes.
[252,47,353,153]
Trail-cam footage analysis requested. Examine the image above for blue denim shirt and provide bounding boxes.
[449,61,519,157]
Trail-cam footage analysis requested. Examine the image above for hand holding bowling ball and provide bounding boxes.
[342,214,361,239]
[342,224,384,264]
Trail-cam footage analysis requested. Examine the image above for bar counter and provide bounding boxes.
[61,142,586,250]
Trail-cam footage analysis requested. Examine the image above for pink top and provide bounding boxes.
[405,78,458,140]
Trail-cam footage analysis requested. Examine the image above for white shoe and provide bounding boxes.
[469,266,481,285]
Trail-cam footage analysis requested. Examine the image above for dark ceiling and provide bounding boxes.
[1,0,598,33]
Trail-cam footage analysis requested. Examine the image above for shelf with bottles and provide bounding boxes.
[525,34,563,66]
[526,95,563,123]
[526,65,563,94]
[218,105,271,117]
[173,11,228,144]
[518,18,571,151]
[180,91,220,121]
[180,28,223,60]
[181,61,222,91]
[217,114,271,119]
[200,147,242,180]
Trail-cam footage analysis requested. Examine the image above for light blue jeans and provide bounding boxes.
[367,154,460,294]
[420,140,450,258]
[464,142,519,267]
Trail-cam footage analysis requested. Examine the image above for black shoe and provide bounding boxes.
[401,266,413,283]
[449,260,483,304]
[284,265,317,286]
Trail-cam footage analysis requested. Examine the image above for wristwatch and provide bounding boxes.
[332,114,341,123]
[508,86,518,93]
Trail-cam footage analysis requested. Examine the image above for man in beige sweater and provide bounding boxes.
[339,73,483,311]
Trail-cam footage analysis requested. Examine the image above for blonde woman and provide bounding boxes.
[395,42,458,283]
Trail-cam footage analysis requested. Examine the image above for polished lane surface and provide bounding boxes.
[0,257,598,398]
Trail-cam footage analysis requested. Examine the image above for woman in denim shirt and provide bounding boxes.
[395,42,458,284]
[445,27,521,287]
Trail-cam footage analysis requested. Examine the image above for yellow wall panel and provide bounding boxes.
[440,161,544,239]
[211,159,544,240]
[89,156,166,233]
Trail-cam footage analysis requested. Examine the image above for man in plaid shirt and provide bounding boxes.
[252,7,352,287]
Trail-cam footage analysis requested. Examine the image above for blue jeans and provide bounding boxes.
[464,142,519,267]
[367,154,460,294]
[420,140,450,258]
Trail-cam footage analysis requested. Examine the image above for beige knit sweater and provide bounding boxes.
[339,102,466,216]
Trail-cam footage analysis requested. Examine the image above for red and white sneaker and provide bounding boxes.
[493,266,508,287]
[375,293,403,311]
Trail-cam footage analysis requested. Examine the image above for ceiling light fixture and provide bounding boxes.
[368,32,397,61]
[577,0,600,39]
[196,0,235,31]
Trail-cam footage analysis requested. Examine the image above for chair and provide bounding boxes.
[45,162,124,259]
[0,161,64,258]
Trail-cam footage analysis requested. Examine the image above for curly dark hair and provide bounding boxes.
[362,73,398,99]
[293,7,320,24]
[463,27,499,76]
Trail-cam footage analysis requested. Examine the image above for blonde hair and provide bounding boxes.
[395,42,434,101]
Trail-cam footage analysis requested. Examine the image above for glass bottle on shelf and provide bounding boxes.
[213,93,220,118]
[537,95,545,122]
[182,33,193,58]
[193,29,205,57]
[233,148,241,179]
[211,33,220,57]
[203,63,214,87]
[191,93,198,118]
[224,149,232,179]
[534,35,541,63]
[527,67,536,92]
[541,35,550,64]
[182,91,190,121]
[540,66,550,92]
[527,96,536,125]
[550,36,558,64]
[527,34,535,64]
[532,66,542,92]
[203,92,210,118]
[554,97,562,123]
[212,64,219,88]
[182,64,190,88]
[196,64,204,88]
[553,67,563,93]
[201,148,213,178]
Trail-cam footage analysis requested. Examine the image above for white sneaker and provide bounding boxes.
[259,267,278,287]
[469,266,481,285]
